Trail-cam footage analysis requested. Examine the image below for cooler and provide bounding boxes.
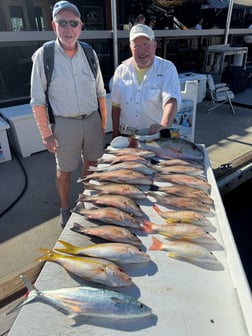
[0,104,45,158]
[0,117,11,162]
[179,72,207,103]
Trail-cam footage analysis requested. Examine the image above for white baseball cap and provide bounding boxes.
[53,1,81,18]
[130,24,155,42]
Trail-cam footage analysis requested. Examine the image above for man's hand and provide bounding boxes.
[43,135,59,153]
[149,124,167,135]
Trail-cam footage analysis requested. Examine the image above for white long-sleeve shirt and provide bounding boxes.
[111,56,181,129]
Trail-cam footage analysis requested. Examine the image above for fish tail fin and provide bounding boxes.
[5,275,40,315]
[77,176,85,183]
[149,184,159,191]
[77,193,86,202]
[70,222,84,234]
[149,236,163,251]
[140,219,154,233]
[152,204,161,215]
[87,166,97,172]
[81,182,92,189]
[35,248,62,262]
[150,158,159,164]
[55,240,79,255]
[71,202,85,214]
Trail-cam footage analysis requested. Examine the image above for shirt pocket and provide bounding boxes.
[143,78,163,102]
[50,65,72,95]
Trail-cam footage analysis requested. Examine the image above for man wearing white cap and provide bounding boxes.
[111,24,181,137]
[30,1,107,227]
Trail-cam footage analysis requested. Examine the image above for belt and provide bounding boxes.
[56,111,95,120]
[120,125,137,136]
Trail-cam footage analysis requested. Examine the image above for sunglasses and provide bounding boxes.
[56,19,82,28]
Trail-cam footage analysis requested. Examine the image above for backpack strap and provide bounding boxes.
[79,41,98,79]
[42,40,98,125]
[43,40,55,124]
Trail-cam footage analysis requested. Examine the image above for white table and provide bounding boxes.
[8,147,252,336]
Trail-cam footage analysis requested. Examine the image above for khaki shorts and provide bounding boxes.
[53,111,104,172]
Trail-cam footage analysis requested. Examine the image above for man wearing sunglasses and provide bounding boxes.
[30,1,107,227]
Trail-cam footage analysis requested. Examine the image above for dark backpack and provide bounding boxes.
[43,40,98,124]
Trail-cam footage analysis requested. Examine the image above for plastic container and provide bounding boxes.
[179,72,207,103]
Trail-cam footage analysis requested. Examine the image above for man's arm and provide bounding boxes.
[98,96,107,135]
[161,98,178,127]
[32,105,58,152]
[149,98,178,134]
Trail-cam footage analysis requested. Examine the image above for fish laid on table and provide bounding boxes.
[141,220,217,247]
[148,191,211,213]
[71,223,142,247]
[149,237,223,270]
[137,137,204,161]
[80,169,153,185]
[152,164,205,177]
[105,147,156,158]
[82,182,146,199]
[150,184,214,206]
[71,206,142,229]
[55,240,150,265]
[153,205,213,227]
[6,275,152,319]
[88,161,154,175]
[153,158,204,168]
[99,154,149,165]
[154,173,211,194]
[77,194,143,217]
[36,249,132,287]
